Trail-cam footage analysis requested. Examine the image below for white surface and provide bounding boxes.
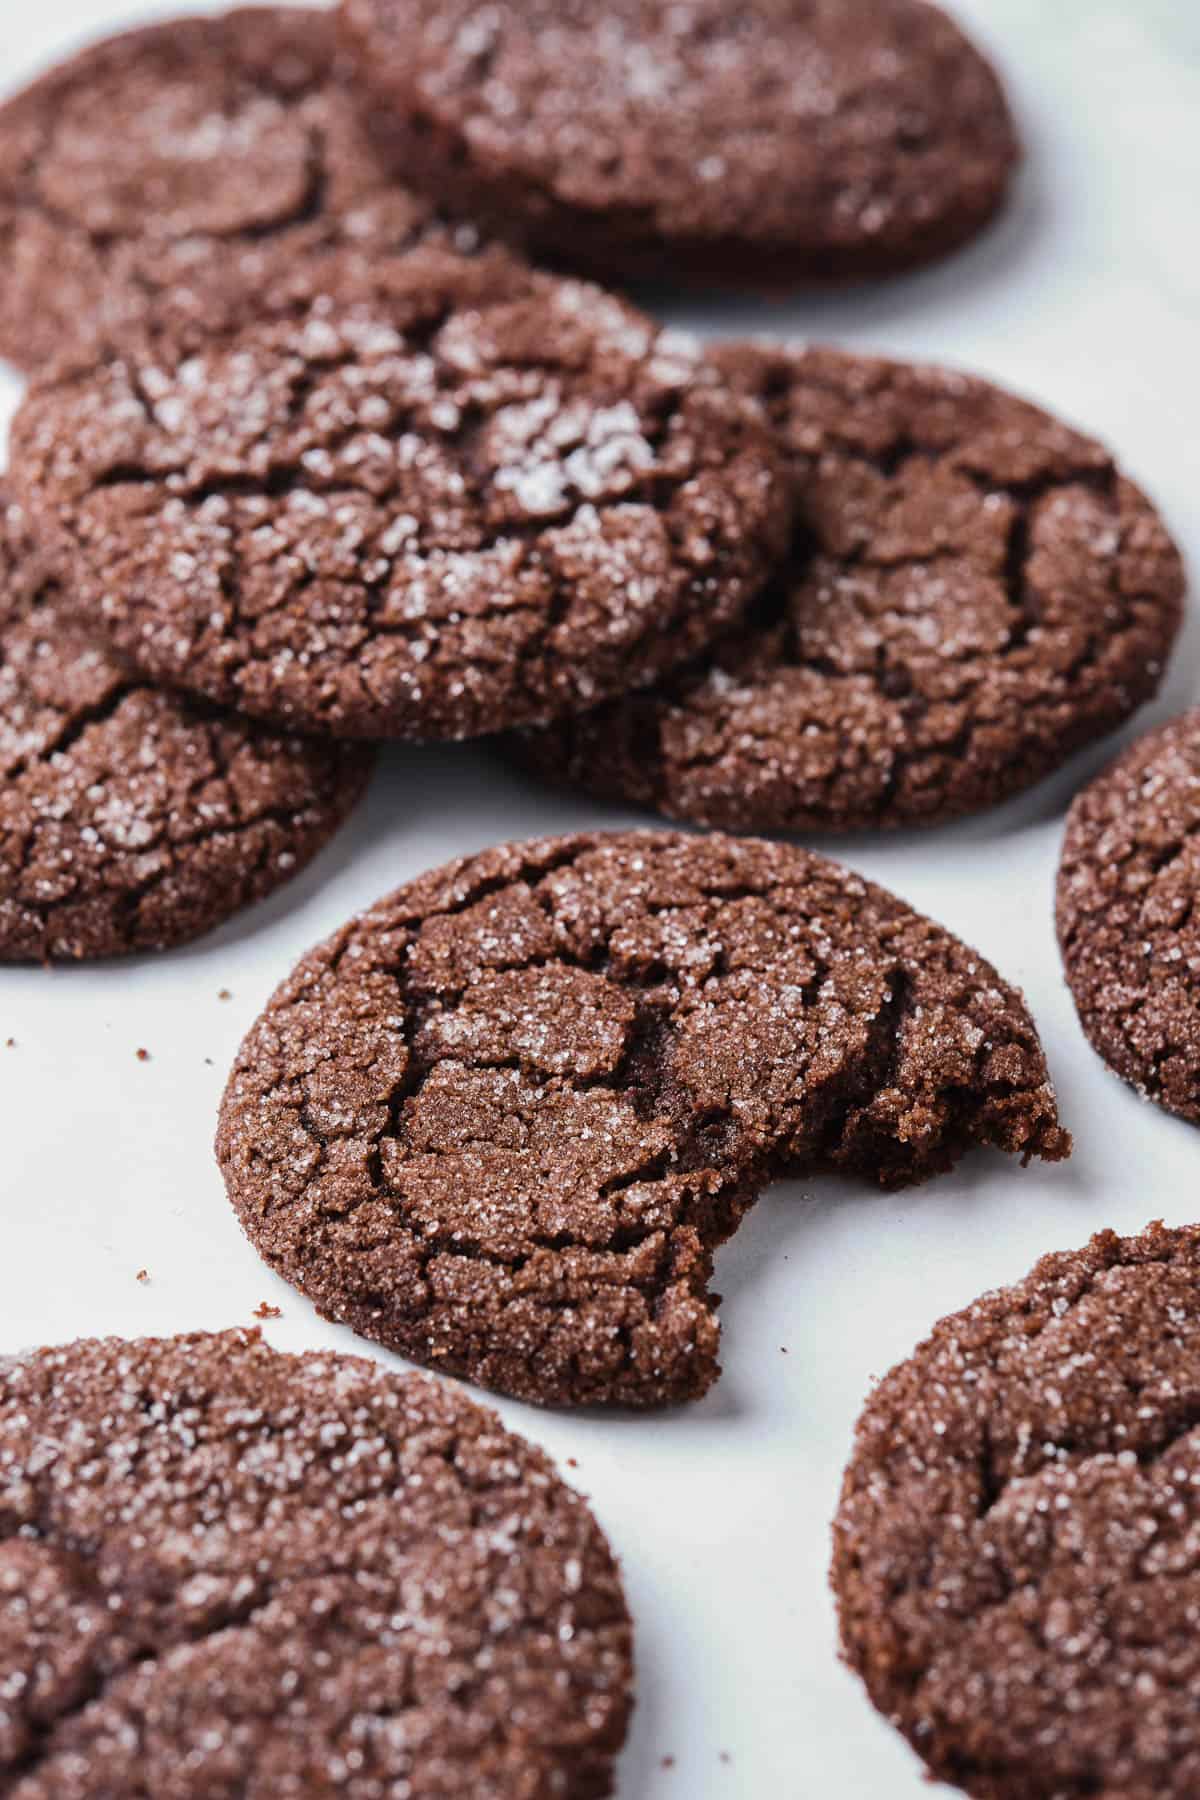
[1,2,1198,1794]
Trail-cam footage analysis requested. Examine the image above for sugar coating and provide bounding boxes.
[12,266,788,742]
[0,492,372,962]
[217,830,1068,1410]
[0,7,475,371]
[340,0,1019,284]
[834,1222,1200,1799]
[1057,709,1200,1123]
[0,1329,632,1797]
[517,344,1185,834]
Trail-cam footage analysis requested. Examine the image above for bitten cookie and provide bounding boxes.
[217,830,1068,1409]
[0,7,485,371]
[1057,708,1200,1123]
[0,1329,633,1799]
[0,494,372,961]
[834,1222,1200,1799]
[515,345,1185,833]
[12,270,789,742]
[339,0,1019,286]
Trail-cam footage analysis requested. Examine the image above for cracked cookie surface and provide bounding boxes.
[12,272,788,742]
[217,830,1068,1409]
[1057,709,1200,1124]
[834,1222,1200,1799]
[0,492,372,961]
[0,7,486,371]
[517,346,1184,833]
[0,1329,632,1799]
[340,0,1018,285]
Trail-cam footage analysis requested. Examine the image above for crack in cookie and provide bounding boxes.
[0,7,492,370]
[0,492,372,961]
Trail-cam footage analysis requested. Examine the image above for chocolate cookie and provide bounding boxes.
[339,0,1019,287]
[515,345,1185,833]
[0,1328,632,1798]
[0,7,485,372]
[0,493,372,961]
[834,1221,1200,1799]
[12,273,789,743]
[1057,709,1200,1124]
[217,830,1068,1409]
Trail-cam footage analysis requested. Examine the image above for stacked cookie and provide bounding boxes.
[0,4,1184,962]
[1,5,1198,1799]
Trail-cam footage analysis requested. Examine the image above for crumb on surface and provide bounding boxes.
[135,1269,149,1283]
[135,1047,150,1062]
[252,1301,282,1320]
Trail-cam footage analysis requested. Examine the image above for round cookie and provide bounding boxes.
[1057,709,1200,1124]
[515,344,1185,833]
[833,1221,1200,1799]
[0,1328,632,1798]
[0,493,372,961]
[339,0,1020,287]
[0,7,485,372]
[217,830,1069,1409]
[11,273,789,743]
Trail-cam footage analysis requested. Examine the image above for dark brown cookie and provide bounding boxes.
[0,1328,632,1798]
[515,345,1185,834]
[0,492,372,961]
[833,1221,1200,1800]
[339,0,1019,287]
[11,272,789,743]
[216,830,1069,1409]
[1057,709,1200,1124]
[0,7,486,372]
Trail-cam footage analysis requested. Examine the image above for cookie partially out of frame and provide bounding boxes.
[340,0,1019,286]
[0,492,372,960]
[11,267,789,743]
[0,1329,633,1799]
[515,345,1184,834]
[834,1222,1200,1799]
[0,6,484,371]
[217,830,1068,1410]
[1057,708,1200,1123]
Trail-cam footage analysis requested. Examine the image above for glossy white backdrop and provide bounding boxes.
[1,2,1197,1793]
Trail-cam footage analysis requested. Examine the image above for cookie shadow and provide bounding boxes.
[620,152,1047,347]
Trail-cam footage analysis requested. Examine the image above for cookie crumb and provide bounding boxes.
[252,1301,282,1320]
[4,1037,14,1048]
[218,988,233,1001]
[135,1047,151,1062]
[661,1754,675,1770]
[135,1269,149,1283]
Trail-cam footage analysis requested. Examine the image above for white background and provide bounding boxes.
[2,2,1198,1793]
